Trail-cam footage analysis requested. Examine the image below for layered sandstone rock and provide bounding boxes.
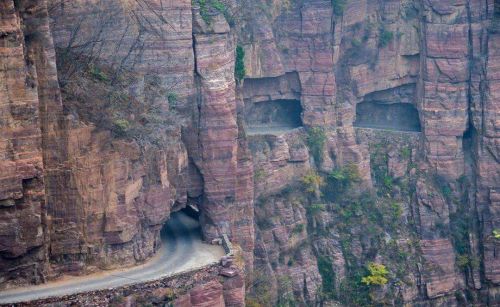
[242,0,500,305]
[188,8,255,268]
[1,0,500,306]
[0,0,51,287]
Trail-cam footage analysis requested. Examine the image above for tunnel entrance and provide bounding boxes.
[354,101,421,132]
[245,99,303,135]
[160,205,201,243]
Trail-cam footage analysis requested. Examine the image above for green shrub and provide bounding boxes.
[332,0,348,16]
[302,171,325,200]
[361,263,389,286]
[330,163,361,183]
[167,92,178,109]
[307,203,326,216]
[400,146,411,159]
[324,164,361,201]
[379,26,394,47]
[383,175,394,191]
[456,254,470,270]
[235,45,246,82]
[196,0,229,24]
[306,127,327,165]
[494,229,500,240]
[317,256,336,299]
[89,65,109,82]
[245,298,263,307]
[456,254,480,270]
[113,119,131,136]
[211,0,225,12]
[390,202,403,219]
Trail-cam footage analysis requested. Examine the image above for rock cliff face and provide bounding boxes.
[241,0,500,305]
[1,0,500,306]
[0,2,252,304]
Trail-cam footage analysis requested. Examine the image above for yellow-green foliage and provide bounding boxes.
[113,119,131,136]
[302,171,325,198]
[245,299,262,307]
[493,229,500,239]
[456,254,479,270]
[330,163,361,183]
[362,263,389,286]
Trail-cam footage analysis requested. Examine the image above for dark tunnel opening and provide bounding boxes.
[245,99,303,134]
[354,101,422,132]
[160,205,201,241]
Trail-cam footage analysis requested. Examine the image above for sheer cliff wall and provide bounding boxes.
[1,0,500,306]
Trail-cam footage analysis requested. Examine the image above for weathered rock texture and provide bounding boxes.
[242,0,500,306]
[1,0,500,306]
[0,0,252,297]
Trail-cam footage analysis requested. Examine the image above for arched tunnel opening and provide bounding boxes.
[160,205,202,245]
[354,101,422,132]
[245,99,303,135]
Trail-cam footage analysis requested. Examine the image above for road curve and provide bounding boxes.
[0,212,225,304]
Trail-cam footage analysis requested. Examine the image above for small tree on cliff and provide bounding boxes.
[306,127,327,166]
[361,263,389,286]
[302,171,325,201]
[235,45,246,83]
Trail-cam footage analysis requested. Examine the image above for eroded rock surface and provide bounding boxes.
[1,0,500,306]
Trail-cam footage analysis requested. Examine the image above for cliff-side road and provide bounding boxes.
[0,212,225,304]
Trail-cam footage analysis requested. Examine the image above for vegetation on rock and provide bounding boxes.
[379,26,394,47]
[306,127,327,165]
[361,263,389,286]
[195,0,231,24]
[235,45,246,82]
[317,256,336,299]
[302,171,325,200]
[494,229,500,240]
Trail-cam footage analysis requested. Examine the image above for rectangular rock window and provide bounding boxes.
[245,99,303,135]
[354,101,421,132]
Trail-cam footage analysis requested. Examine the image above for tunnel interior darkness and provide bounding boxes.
[245,99,303,129]
[160,205,201,240]
[354,101,421,132]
